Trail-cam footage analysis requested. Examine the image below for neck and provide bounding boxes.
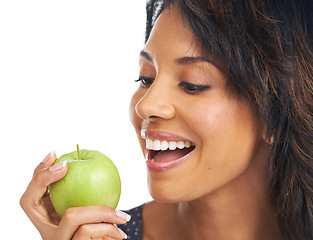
[173,145,283,240]
[176,184,281,240]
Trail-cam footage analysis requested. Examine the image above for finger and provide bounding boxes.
[33,151,57,177]
[20,160,68,235]
[72,223,127,240]
[23,160,68,209]
[55,205,131,240]
[41,192,60,224]
[31,151,57,200]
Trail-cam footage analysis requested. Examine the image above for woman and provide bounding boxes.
[20,0,313,239]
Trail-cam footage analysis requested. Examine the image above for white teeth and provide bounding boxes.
[185,141,191,148]
[146,139,194,151]
[153,140,161,151]
[146,139,153,150]
[168,141,176,150]
[161,140,168,151]
[177,141,184,149]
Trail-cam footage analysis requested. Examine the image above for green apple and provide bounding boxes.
[49,145,121,218]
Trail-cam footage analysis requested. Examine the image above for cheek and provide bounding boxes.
[174,100,263,195]
[182,98,262,163]
[183,100,228,141]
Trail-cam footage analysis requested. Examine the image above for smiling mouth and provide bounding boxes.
[146,139,195,162]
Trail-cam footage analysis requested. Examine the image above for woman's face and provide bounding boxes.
[130,7,267,202]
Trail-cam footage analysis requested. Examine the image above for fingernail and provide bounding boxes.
[118,228,128,239]
[50,150,55,157]
[115,210,131,222]
[49,160,67,171]
[41,154,50,163]
[42,150,55,163]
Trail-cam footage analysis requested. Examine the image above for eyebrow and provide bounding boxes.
[176,56,215,65]
[140,50,219,69]
[140,50,153,62]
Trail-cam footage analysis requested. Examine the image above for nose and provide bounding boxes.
[135,80,175,121]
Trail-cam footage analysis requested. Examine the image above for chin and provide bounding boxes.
[149,191,184,203]
[147,180,198,204]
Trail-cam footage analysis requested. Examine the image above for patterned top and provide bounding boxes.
[119,204,144,240]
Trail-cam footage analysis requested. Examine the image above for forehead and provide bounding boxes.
[144,7,200,59]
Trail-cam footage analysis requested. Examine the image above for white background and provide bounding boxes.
[0,0,152,238]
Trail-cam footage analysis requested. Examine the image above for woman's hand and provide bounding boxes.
[20,152,129,240]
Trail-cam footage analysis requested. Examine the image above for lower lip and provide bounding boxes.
[145,150,194,172]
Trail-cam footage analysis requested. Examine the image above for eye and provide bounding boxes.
[134,76,154,88]
[179,82,210,95]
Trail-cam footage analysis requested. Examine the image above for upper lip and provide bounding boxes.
[141,129,193,142]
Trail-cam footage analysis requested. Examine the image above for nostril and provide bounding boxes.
[149,115,159,119]
[148,115,165,122]
[148,105,175,120]
[135,97,175,121]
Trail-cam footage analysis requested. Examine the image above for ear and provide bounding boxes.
[267,135,275,145]
[262,126,274,145]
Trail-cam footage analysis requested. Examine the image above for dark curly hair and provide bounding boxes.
[145,0,313,239]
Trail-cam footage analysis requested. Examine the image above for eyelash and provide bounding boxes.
[134,76,154,88]
[135,76,210,94]
[179,82,210,94]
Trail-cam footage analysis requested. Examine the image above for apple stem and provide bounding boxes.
[77,144,81,161]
